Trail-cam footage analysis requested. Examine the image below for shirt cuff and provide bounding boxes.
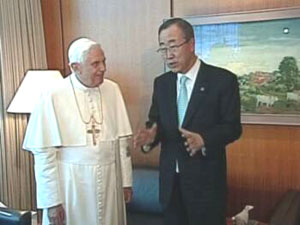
[201,146,206,156]
[141,144,152,153]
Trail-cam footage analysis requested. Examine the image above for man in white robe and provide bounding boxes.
[23,38,133,225]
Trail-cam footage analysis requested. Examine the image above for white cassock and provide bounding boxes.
[23,73,133,225]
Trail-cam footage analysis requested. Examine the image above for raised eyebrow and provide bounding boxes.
[92,58,106,64]
[91,60,100,66]
[159,39,176,46]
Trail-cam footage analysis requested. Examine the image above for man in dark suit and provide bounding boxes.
[134,18,242,225]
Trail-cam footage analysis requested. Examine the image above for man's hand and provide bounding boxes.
[48,204,65,225]
[123,187,133,203]
[179,128,205,157]
[133,123,157,149]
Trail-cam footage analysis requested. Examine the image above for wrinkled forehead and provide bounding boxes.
[68,38,100,63]
[85,46,106,62]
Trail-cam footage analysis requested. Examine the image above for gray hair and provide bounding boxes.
[158,18,194,41]
[68,37,101,64]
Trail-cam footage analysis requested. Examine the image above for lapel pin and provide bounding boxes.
[200,87,205,92]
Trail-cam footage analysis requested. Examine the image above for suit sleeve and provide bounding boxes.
[147,78,162,149]
[201,74,242,147]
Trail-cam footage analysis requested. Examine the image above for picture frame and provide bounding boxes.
[184,7,300,125]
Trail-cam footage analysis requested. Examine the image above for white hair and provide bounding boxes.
[68,37,101,65]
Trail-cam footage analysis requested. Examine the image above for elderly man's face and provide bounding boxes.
[159,24,196,74]
[77,46,106,87]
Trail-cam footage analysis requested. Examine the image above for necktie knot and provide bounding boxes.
[180,75,188,85]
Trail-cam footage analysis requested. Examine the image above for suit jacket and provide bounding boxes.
[147,61,242,212]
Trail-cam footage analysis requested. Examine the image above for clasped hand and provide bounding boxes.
[48,204,65,225]
[123,187,133,203]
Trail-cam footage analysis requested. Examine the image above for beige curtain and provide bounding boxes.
[0,0,47,210]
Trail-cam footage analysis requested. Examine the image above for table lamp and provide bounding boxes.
[7,70,63,113]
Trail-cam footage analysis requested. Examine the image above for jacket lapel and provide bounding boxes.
[182,62,208,127]
[166,72,179,127]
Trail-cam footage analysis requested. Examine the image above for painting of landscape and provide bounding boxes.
[190,13,300,124]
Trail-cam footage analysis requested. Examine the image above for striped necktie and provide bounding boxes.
[177,75,189,126]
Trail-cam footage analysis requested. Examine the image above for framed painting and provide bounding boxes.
[184,7,300,125]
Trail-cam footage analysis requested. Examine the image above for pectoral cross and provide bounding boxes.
[87,123,101,146]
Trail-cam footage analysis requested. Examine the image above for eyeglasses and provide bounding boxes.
[156,40,189,56]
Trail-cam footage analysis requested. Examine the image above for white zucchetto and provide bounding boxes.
[68,37,99,64]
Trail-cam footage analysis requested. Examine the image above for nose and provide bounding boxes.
[165,49,174,59]
[99,63,106,72]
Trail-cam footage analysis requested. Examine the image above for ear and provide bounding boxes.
[189,38,195,52]
[70,62,81,73]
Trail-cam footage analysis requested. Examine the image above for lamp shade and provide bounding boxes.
[7,70,63,113]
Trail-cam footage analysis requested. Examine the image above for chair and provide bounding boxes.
[0,207,31,225]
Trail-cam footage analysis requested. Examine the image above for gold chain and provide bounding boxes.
[70,76,103,125]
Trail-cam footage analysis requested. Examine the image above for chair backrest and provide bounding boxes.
[0,207,32,225]
[127,168,163,214]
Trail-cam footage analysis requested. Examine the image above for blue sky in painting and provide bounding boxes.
[194,18,300,76]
